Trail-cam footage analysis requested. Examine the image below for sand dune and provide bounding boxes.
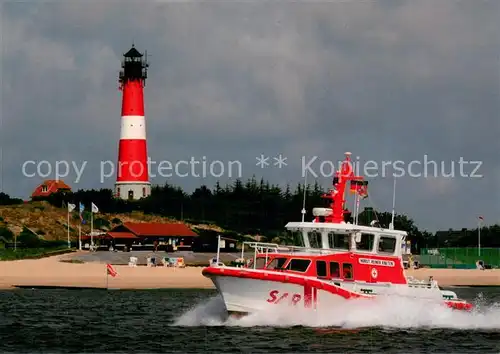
[0,253,499,289]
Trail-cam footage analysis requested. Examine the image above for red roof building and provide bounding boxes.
[31,180,72,198]
[97,222,199,251]
[118,222,198,237]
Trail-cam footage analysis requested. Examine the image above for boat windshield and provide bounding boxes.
[327,232,349,249]
[308,231,322,248]
[356,233,375,251]
[285,230,304,246]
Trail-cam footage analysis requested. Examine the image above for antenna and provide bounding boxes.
[301,170,308,222]
[390,178,396,229]
[353,191,357,225]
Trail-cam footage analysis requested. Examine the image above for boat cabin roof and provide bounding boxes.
[285,221,407,237]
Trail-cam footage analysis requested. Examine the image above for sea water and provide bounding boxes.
[0,287,499,352]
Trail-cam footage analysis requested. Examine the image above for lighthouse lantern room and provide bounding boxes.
[115,44,151,200]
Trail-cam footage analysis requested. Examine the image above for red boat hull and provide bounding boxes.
[203,266,474,314]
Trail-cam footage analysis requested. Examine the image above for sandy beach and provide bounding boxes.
[0,253,214,290]
[405,268,500,287]
[0,253,499,289]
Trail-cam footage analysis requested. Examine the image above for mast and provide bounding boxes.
[301,170,308,222]
[354,191,360,225]
[319,152,365,223]
[390,178,396,230]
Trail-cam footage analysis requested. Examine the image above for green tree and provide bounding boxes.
[17,227,41,247]
[0,192,23,205]
[0,226,14,240]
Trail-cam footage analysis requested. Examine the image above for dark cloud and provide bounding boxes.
[1,1,499,231]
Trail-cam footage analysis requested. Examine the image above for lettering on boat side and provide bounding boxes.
[360,288,375,294]
[267,290,302,306]
[358,258,395,267]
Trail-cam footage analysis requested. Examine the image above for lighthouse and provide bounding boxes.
[115,45,151,200]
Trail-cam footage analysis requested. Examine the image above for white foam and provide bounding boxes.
[173,292,500,330]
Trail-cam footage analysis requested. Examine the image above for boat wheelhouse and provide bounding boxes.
[243,222,409,285]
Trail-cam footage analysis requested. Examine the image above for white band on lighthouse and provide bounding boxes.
[120,115,146,140]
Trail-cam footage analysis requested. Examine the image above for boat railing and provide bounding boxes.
[406,275,439,289]
[238,241,337,269]
[241,241,335,256]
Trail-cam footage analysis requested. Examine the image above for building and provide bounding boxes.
[114,45,151,200]
[201,236,238,252]
[191,229,240,252]
[101,222,198,251]
[31,180,72,199]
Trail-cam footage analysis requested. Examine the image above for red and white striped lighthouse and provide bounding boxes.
[115,45,151,200]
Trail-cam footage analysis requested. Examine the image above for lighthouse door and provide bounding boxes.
[128,190,134,199]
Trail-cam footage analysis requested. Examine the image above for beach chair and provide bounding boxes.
[161,257,170,267]
[168,257,177,267]
[177,257,185,268]
[128,256,138,267]
[233,258,246,268]
[147,257,157,267]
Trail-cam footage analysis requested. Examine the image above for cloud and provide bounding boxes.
[1,1,499,231]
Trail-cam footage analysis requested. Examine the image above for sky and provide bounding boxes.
[1,0,499,232]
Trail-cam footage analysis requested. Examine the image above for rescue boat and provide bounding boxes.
[202,152,473,317]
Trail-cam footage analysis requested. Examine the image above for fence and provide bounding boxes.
[419,247,500,268]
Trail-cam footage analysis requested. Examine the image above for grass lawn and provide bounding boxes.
[0,247,75,261]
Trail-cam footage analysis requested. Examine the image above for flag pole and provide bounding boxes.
[79,224,82,250]
[478,217,482,257]
[216,235,221,265]
[354,191,360,225]
[301,170,307,223]
[91,206,94,247]
[390,178,396,230]
[67,207,70,249]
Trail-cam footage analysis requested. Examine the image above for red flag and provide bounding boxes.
[350,180,368,198]
[349,180,358,194]
[106,263,117,277]
[358,185,368,199]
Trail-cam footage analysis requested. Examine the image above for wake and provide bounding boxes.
[173,292,500,330]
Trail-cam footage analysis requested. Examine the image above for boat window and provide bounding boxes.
[266,257,288,270]
[328,232,349,249]
[330,262,340,278]
[308,231,322,248]
[342,263,353,280]
[287,259,311,272]
[356,233,375,251]
[316,260,327,277]
[378,236,396,254]
[286,230,304,247]
[248,257,267,269]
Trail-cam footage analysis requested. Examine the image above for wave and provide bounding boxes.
[173,292,500,330]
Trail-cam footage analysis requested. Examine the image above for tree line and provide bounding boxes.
[2,178,499,250]
[0,192,23,206]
